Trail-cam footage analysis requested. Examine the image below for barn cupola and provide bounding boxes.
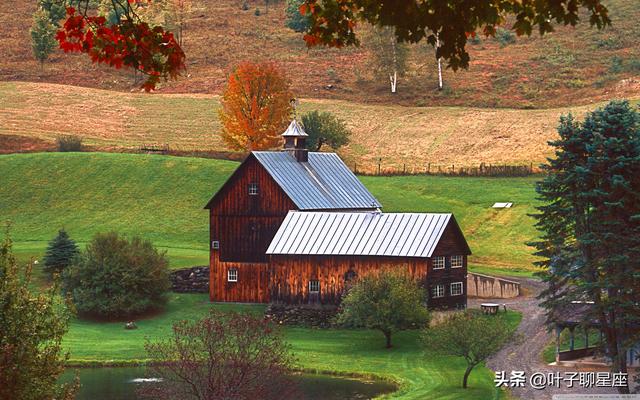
[282,119,309,162]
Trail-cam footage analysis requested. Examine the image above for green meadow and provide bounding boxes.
[0,152,534,399]
[0,152,541,276]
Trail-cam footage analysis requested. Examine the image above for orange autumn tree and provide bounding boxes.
[219,62,293,151]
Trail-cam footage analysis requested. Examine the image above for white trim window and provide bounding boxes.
[433,256,446,270]
[227,268,238,282]
[451,255,463,268]
[432,284,445,298]
[248,183,259,196]
[450,282,464,296]
[309,280,320,294]
[211,240,220,250]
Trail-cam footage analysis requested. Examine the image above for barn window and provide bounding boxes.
[309,280,320,293]
[451,255,463,268]
[432,284,445,298]
[450,282,464,296]
[227,268,238,282]
[211,240,220,250]
[433,256,445,270]
[248,183,259,196]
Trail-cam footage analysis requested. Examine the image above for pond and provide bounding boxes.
[60,367,396,400]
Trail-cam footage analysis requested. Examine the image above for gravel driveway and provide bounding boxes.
[470,278,619,400]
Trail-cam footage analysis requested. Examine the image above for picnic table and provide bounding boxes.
[481,303,500,315]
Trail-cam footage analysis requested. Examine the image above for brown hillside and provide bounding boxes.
[2,0,640,108]
[3,81,637,170]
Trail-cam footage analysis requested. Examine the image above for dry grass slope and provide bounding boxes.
[2,81,638,168]
[2,0,640,108]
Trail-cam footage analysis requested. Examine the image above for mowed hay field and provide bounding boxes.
[0,152,541,275]
[3,81,638,168]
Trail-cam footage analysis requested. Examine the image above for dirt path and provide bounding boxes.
[471,278,618,400]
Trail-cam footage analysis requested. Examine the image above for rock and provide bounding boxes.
[125,321,137,330]
[170,266,209,293]
[265,304,338,329]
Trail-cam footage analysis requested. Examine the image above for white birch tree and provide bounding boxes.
[366,26,408,94]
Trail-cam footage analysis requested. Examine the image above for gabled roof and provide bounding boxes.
[207,151,379,211]
[267,211,470,258]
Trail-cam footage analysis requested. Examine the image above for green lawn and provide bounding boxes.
[63,293,521,400]
[0,152,531,399]
[0,152,541,276]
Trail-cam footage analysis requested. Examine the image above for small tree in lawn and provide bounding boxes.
[140,309,298,400]
[0,226,77,400]
[366,26,408,94]
[336,270,430,348]
[30,8,57,69]
[422,310,513,389]
[43,229,79,276]
[219,62,293,151]
[63,232,170,319]
[301,110,351,151]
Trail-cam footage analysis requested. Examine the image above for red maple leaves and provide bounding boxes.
[56,7,185,91]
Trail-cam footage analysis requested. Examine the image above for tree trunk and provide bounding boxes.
[462,364,475,388]
[390,34,398,93]
[436,34,443,91]
[384,331,392,348]
[389,71,397,93]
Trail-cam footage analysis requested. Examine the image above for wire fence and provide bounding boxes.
[134,145,538,177]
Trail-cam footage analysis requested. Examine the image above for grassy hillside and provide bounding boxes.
[3,82,638,168]
[2,0,640,108]
[0,152,540,275]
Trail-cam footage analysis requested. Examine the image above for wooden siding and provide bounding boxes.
[269,255,428,305]
[209,249,271,302]
[208,155,296,302]
[426,223,468,309]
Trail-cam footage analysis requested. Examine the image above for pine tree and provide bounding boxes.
[43,229,79,275]
[30,8,57,69]
[533,100,640,394]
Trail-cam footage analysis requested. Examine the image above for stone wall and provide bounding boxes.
[265,304,338,328]
[170,266,209,293]
[467,272,520,298]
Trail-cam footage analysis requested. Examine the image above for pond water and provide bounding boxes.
[60,367,396,400]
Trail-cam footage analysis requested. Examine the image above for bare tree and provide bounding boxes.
[139,310,298,400]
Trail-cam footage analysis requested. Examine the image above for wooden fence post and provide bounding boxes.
[377,158,381,175]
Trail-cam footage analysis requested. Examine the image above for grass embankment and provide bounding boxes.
[0,152,541,275]
[4,82,640,170]
[64,293,521,400]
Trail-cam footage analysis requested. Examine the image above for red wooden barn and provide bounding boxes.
[204,120,471,309]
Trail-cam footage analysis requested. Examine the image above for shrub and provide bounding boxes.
[285,0,310,33]
[335,270,430,348]
[254,7,261,16]
[609,55,623,73]
[241,0,249,10]
[56,135,83,152]
[140,309,298,400]
[63,232,170,319]
[495,28,516,47]
[42,229,78,276]
[627,58,640,72]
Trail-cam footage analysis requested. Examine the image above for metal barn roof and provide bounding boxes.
[253,152,381,210]
[266,211,453,258]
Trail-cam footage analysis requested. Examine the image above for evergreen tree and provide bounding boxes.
[533,100,640,394]
[30,8,57,68]
[0,226,77,400]
[37,0,68,25]
[43,229,78,275]
[285,0,310,33]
